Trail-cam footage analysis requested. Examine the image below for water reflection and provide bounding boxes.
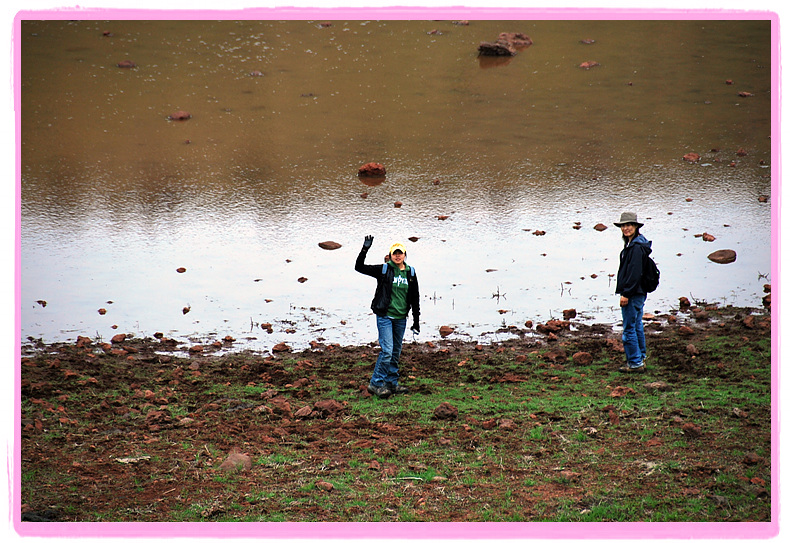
[20,18,773,352]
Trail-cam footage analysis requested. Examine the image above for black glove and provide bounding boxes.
[363,235,374,249]
[411,321,420,334]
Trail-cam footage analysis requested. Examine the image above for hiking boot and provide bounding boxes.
[618,364,646,373]
[388,384,410,394]
[367,384,392,398]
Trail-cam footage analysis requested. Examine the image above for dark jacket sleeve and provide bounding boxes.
[408,271,420,322]
[618,244,646,298]
[355,246,381,278]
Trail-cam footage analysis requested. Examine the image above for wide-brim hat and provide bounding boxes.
[614,212,644,228]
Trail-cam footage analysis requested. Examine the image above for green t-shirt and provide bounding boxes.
[386,263,410,319]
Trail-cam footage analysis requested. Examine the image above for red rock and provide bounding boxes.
[701,232,716,242]
[111,333,126,343]
[298,277,308,283]
[98,308,107,315]
[439,325,455,338]
[686,344,700,356]
[168,110,191,121]
[394,201,403,208]
[593,223,607,231]
[176,267,186,273]
[707,249,737,264]
[188,344,203,354]
[318,241,342,250]
[683,152,701,162]
[682,423,702,438]
[358,162,386,177]
[433,402,458,420]
[116,60,136,68]
[679,297,691,308]
[678,326,695,336]
[315,481,334,492]
[579,61,600,69]
[563,308,577,319]
[294,406,313,418]
[219,453,252,472]
[272,342,291,353]
[312,399,345,417]
[572,351,593,365]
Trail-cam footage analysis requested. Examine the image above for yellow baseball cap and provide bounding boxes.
[389,242,407,255]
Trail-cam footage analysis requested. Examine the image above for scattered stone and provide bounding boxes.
[272,342,291,353]
[682,422,702,438]
[439,325,455,338]
[610,386,634,398]
[542,349,567,364]
[478,32,532,56]
[683,152,701,162]
[578,61,600,69]
[298,277,308,283]
[572,351,593,365]
[678,326,695,336]
[433,402,458,420]
[394,201,403,208]
[358,162,386,177]
[701,232,716,242]
[176,267,186,273]
[563,308,577,319]
[219,452,252,472]
[116,60,136,68]
[312,399,346,418]
[743,452,763,465]
[294,406,313,418]
[686,344,700,356]
[167,110,191,121]
[98,308,107,315]
[644,381,670,391]
[593,223,607,231]
[732,407,749,419]
[189,345,204,354]
[111,333,126,343]
[707,249,737,264]
[679,297,691,308]
[315,481,334,492]
[318,241,342,250]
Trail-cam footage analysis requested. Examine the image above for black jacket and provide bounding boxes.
[355,246,420,324]
[615,233,652,298]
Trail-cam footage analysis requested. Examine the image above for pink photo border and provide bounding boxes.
[10,5,781,541]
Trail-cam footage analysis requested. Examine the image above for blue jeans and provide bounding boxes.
[371,316,407,388]
[621,294,647,367]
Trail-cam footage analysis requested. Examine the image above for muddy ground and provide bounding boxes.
[18,302,773,526]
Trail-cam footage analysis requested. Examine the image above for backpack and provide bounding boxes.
[641,254,660,293]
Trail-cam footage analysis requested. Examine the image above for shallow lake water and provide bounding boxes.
[19,18,774,352]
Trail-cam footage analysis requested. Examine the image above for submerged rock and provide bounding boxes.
[358,162,386,177]
[478,32,532,56]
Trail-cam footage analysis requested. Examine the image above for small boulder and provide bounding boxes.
[318,241,342,250]
[572,351,593,365]
[433,402,458,420]
[439,325,455,338]
[219,452,252,472]
[358,162,386,177]
[707,249,737,264]
[167,110,191,121]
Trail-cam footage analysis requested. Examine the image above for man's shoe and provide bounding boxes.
[367,384,392,398]
[388,384,410,394]
[618,364,645,373]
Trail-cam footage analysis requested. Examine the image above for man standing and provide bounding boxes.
[614,212,652,373]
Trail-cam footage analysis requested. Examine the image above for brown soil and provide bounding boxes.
[18,304,772,525]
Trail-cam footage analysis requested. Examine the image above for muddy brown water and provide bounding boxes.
[20,18,773,351]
